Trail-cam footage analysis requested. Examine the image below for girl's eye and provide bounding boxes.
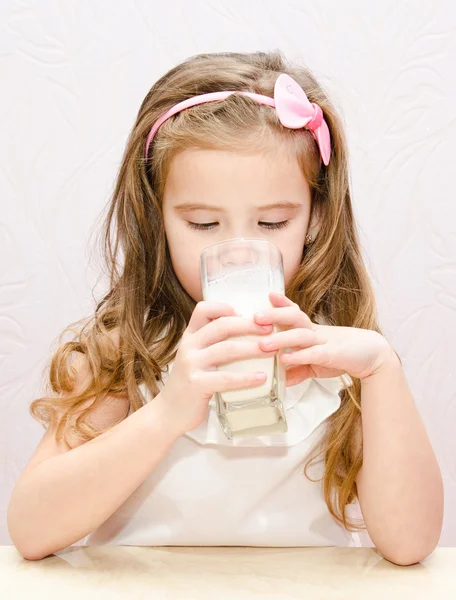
[186,220,290,231]
[186,222,219,231]
[259,220,290,230]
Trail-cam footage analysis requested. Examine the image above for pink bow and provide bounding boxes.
[274,73,331,166]
[145,73,331,166]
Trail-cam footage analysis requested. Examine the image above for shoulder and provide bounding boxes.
[56,327,130,447]
[69,361,129,440]
[23,344,131,475]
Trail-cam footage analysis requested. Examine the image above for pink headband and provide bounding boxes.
[144,73,331,166]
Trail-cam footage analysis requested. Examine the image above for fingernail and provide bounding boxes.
[254,372,267,380]
[261,338,274,348]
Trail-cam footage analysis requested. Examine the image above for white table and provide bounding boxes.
[1,546,455,599]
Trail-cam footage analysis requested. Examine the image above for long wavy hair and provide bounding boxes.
[30,50,382,532]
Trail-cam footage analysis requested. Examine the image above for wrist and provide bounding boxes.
[361,339,402,383]
[145,392,184,443]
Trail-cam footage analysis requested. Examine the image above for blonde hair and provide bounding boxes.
[31,50,382,532]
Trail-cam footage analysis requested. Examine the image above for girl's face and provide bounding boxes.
[162,148,316,302]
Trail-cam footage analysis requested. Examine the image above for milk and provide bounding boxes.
[203,266,282,404]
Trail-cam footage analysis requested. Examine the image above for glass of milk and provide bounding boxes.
[200,238,287,439]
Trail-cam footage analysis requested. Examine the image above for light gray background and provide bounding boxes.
[1,0,455,546]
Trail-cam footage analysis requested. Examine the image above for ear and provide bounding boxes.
[307,203,322,239]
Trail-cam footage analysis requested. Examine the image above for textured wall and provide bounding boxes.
[1,0,455,546]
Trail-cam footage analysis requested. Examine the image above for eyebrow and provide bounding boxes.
[174,201,303,212]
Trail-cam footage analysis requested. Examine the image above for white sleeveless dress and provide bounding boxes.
[82,361,363,547]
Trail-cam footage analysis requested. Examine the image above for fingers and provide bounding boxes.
[254,304,316,330]
[194,316,273,348]
[197,370,269,393]
[268,291,294,307]
[258,327,321,352]
[201,336,277,367]
[187,301,238,333]
[281,344,328,365]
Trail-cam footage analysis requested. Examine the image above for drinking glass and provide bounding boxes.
[200,238,287,439]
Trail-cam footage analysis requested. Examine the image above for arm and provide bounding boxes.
[253,292,444,566]
[356,349,444,565]
[7,393,180,561]
[9,304,274,561]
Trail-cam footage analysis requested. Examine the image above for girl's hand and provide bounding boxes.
[255,292,394,385]
[159,301,276,435]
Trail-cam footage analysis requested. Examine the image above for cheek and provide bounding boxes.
[278,231,306,285]
[283,252,304,286]
[173,256,202,301]
[165,221,204,302]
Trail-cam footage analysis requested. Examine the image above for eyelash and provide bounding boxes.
[186,220,290,231]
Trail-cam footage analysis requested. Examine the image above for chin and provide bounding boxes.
[184,287,203,304]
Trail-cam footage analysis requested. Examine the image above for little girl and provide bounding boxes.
[8,50,443,564]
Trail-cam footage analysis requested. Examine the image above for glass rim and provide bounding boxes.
[200,237,282,258]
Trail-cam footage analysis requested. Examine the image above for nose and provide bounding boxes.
[219,240,257,268]
[202,239,262,283]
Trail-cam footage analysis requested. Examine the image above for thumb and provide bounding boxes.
[285,364,313,387]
